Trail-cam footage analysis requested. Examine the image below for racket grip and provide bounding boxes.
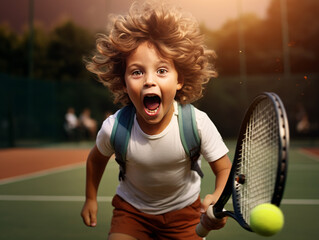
[196,222,210,237]
[196,205,216,237]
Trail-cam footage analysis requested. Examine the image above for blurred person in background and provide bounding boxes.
[79,108,97,140]
[64,107,80,140]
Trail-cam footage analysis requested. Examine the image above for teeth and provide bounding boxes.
[144,94,161,114]
[146,107,159,114]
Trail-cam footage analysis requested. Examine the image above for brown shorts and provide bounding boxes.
[109,195,203,240]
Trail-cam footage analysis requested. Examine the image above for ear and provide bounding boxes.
[123,77,128,93]
[176,75,184,90]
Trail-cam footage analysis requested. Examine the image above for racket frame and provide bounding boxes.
[211,92,289,231]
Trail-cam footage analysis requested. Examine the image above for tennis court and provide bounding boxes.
[0,140,318,240]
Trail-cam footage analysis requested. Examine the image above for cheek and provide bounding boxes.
[162,85,179,102]
[124,76,134,94]
[124,79,141,99]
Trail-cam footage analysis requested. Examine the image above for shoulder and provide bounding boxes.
[191,106,229,161]
[99,110,120,133]
[191,105,219,136]
[192,105,212,126]
[176,103,212,136]
[96,110,121,156]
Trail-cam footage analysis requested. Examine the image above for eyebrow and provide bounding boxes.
[126,60,173,69]
[126,63,143,71]
[157,58,172,65]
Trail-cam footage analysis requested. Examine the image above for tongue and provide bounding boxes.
[144,96,160,110]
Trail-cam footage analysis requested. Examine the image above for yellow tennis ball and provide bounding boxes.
[250,203,284,236]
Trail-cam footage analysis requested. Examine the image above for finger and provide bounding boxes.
[81,211,91,227]
[89,211,97,227]
[216,216,228,229]
[201,195,215,213]
[201,213,227,231]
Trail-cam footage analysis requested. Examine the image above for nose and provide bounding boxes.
[144,73,156,87]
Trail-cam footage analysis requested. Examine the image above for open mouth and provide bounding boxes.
[143,95,161,115]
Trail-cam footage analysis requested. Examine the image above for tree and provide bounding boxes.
[46,20,95,81]
[0,24,20,74]
[267,0,319,73]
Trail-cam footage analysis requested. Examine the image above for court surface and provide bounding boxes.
[0,140,318,240]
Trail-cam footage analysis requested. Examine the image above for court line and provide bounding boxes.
[0,195,318,205]
[0,162,85,185]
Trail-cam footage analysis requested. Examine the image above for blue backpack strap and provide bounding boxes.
[110,105,135,181]
[178,104,204,178]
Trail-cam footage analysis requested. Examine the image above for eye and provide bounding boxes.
[132,70,143,77]
[157,68,168,75]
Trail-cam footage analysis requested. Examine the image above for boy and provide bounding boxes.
[81,1,232,239]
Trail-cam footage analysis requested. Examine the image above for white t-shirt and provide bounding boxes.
[65,113,78,129]
[96,102,228,214]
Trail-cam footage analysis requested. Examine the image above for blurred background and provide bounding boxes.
[0,0,318,147]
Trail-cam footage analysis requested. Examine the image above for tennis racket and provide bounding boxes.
[196,92,289,237]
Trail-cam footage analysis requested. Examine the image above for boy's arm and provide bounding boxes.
[201,154,232,229]
[81,145,111,227]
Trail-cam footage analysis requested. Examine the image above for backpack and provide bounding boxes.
[110,103,204,181]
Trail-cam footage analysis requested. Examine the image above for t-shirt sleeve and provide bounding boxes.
[96,113,117,157]
[196,109,229,162]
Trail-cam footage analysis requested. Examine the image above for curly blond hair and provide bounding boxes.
[86,1,217,105]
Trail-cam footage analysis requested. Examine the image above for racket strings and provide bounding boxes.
[236,98,279,223]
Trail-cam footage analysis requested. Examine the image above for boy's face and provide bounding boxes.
[124,41,183,134]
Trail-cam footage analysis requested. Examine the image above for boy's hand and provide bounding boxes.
[200,210,227,230]
[200,194,227,230]
[81,199,98,227]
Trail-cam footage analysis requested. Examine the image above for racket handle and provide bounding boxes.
[196,205,216,237]
[196,222,210,238]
